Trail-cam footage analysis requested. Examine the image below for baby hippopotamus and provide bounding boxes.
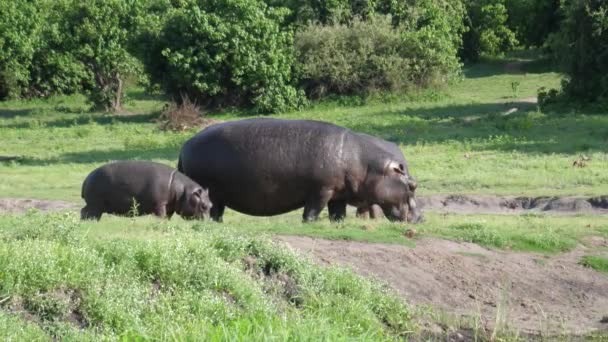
[81,160,211,220]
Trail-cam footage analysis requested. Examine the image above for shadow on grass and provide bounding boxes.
[17,146,180,166]
[0,108,36,119]
[348,102,608,154]
[463,58,557,79]
[1,112,160,129]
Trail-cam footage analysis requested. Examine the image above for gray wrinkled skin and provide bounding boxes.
[81,161,211,220]
[178,118,422,223]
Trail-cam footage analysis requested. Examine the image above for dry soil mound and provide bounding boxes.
[277,235,608,337]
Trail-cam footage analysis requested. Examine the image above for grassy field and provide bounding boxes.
[1,54,608,340]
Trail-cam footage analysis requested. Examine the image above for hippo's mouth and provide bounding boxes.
[382,197,423,223]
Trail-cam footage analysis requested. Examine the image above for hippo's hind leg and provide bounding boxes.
[302,189,333,223]
[328,200,346,222]
[356,206,370,219]
[81,205,102,221]
[153,204,168,219]
[369,204,383,219]
[210,202,225,223]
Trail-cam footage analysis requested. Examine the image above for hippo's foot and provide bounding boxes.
[210,203,225,223]
[80,206,102,221]
[328,200,346,222]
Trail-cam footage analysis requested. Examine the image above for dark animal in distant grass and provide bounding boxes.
[178,118,422,223]
[81,161,211,220]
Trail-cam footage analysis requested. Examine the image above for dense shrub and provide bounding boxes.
[48,0,144,112]
[0,1,45,99]
[0,0,143,111]
[506,0,561,48]
[296,10,464,98]
[550,0,608,103]
[144,0,304,114]
[461,0,518,61]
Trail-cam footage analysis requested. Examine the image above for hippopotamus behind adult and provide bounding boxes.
[81,161,212,220]
[178,118,422,223]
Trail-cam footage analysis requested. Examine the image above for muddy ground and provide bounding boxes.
[2,194,607,216]
[0,198,78,214]
[277,235,608,337]
[1,196,607,337]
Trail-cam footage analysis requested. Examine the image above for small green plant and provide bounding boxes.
[511,81,520,98]
[579,256,608,273]
[128,198,140,218]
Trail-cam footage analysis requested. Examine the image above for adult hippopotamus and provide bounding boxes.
[177,118,422,223]
[81,161,212,220]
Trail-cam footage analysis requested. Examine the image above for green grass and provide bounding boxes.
[0,212,415,340]
[579,255,608,273]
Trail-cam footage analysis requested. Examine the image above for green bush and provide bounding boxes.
[550,0,608,103]
[506,0,561,48]
[0,1,45,99]
[143,0,304,114]
[462,0,518,61]
[296,10,464,98]
[48,0,144,112]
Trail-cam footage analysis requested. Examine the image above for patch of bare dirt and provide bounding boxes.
[276,235,608,337]
[0,198,78,214]
[418,194,608,215]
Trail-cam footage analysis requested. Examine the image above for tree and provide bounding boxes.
[461,0,518,61]
[144,0,304,113]
[0,1,44,99]
[551,0,608,102]
[50,0,144,112]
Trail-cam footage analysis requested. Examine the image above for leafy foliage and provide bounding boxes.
[0,1,45,99]
[143,0,305,113]
[0,0,143,111]
[506,0,561,48]
[550,0,608,103]
[295,0,466,99]
[462,0,518,61]
[48,0,144,112]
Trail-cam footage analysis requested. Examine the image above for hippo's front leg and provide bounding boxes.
[81,205,102,221]
[153,204,168,218]
[328,200,346,222]
[302,189,333,222]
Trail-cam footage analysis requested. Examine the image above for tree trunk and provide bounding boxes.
[111,73,123,113]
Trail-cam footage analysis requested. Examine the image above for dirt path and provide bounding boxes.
[2,195,607,216]
[419,194,608,215]
[0,198,78,214]
[277,235,608,337]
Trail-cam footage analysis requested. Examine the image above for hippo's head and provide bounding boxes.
[369,161,423,224]
[178,187,212,220]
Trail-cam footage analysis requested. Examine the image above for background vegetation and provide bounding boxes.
[3,0,604,112]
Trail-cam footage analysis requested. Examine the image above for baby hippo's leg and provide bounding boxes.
[81,205,102,221]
